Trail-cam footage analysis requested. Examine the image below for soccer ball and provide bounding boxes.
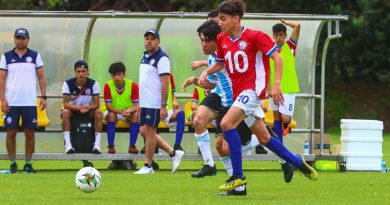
[75,167,102,193]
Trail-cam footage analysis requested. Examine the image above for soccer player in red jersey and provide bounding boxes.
[199,0,318,192]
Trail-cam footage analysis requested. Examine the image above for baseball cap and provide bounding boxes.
[14,28,29,39]
[144,29,160,39]
[74,60,88,70]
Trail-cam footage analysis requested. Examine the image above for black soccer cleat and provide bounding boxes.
[281,163,294,183]
[191,164,217,178]
[10,162,18,174]
[23,163,35,174]
[255,145,268,154]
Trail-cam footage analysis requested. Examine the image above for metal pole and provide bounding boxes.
[320,20,342,155]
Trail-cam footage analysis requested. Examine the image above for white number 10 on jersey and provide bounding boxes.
[224,50,249,74]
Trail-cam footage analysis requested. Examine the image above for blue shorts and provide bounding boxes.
[139,107,160,128]
[4,106,37,129]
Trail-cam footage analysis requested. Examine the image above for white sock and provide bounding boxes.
[63,131,71,146]
[94,132,101,146]
[241,144,252,152]
[220,156,233,176]
[250,134,260,147]
[195,130,214,167]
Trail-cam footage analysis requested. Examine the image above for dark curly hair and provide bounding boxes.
[197,20,221,41]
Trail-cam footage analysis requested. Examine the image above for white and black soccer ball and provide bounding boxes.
[75,167,102,193]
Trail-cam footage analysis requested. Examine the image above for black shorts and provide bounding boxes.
[215,106,252,146]
[199,93,223,113]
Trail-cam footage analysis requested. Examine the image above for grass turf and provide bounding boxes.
[0,133,389,205]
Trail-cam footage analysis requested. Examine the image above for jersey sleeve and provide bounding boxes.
[169,74,176,94]
[36,53,44,68]
[103,83,112,102]
[287,39,297,56]
[255,31,278,57]
[131,82,139,104]
[192,88,199,103]
[215,33,225,62]
[92,81,100,95]
[157,56,170,75]
[0,55,6,70]
[62,82,70,95]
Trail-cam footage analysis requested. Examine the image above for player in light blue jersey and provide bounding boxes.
[184,19,262,196]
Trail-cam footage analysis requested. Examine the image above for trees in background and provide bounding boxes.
[0,0,388,83]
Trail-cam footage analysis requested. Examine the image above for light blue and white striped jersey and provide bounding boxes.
[206,53,233,107]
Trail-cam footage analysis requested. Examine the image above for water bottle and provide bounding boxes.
[381,160,386,173]
[304,141,309,155]
[0,170,11,174]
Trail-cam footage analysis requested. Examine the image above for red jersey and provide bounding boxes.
[215,28,277,100]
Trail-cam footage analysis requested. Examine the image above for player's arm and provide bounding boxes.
[63,95,81,111]
[191,88,199,111]
[198,62,224,86]
[182,76,216,91]
[160,74,169,119]
[170,74,180,110]
[269,51,284,105]
[191,60,208,70]
[36,67,47,110]
[90,94,99,111]
[281,19,300,43]
[127,82,139,114]
[0,70,9,113]
[88,81,100,111]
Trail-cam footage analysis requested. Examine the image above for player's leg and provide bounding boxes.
[191,94,220,177]
[250,118,318,181]
[219,106,247,191]
[155,134,184,173]
[216,124,248,196]
[135,108,161,174]
[280,94,296,136]
[191,105,219,178]
[128,110,140,154]
[91,109,102,153]
[168,109,185,151]
[21,106,37,173]
[106,111,118,153]
[5,106,19,173]
[61,109,75,153]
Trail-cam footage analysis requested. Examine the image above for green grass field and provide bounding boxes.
[1,133,389,205]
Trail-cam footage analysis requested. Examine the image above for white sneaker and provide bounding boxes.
[171,150,185,173]
[65,144,75,154]
[134,166,154,174]
[92,144,101,154]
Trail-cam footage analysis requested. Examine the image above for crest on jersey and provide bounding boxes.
[149,59,155,65]
[26,57,32,63]
[238,40,247,50]
[85,88,91,95]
